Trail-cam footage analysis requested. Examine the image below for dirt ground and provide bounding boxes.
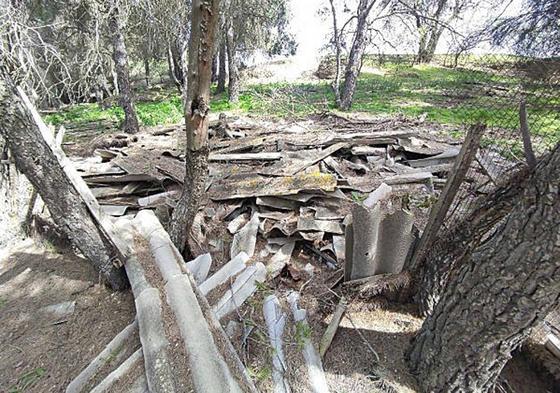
[0,239,558,392]
[0,240,134,392]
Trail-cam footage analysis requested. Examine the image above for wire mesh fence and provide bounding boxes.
[363,53,559,232]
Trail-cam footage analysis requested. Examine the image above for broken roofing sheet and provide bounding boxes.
[73,113,494,274]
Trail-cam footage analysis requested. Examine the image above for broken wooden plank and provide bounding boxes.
[288,130,414,148]
[319,297,347,359]
[86,174,157,184]
[208,172,337,201]
[261,143,347,176]
[408,124,486,271]
[407,148,460,168]
[519,99,537,169]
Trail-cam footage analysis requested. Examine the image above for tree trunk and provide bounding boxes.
[0,78,127,290]
[416,0,448,64]
[211,53,218,83]
[144,57,150,88]
[408,144,560,392]
[328,0,342,107]
[109,6,139,134]
[412,165,532,316]
[169,0,220,254]
[216,37,227,94]
[226,22,239,103]
[167,44,183,93]
[417,28,443,64]
[339,0,375,110]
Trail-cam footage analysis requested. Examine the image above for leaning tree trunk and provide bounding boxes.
[226,22,239,103]
[339,0,375,110]
[0,78,127,289]
[216,37,227,94]
[109,7,139,134]
[408,144,560,392]
[169,0,220,254]
[413,166,532,316]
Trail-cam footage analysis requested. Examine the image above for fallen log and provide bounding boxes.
[0,80,127,289]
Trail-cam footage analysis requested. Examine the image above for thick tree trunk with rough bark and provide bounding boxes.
[226,22,239,103]
[413,166,531,316]
[109,6,139,134]
[216,37,227,94]
[0,78,127,289]
[339,0,376,110]
[169,0,220,254]
[408,145,560,392]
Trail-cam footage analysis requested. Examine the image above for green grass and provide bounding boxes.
[44,62,559,147]
[9,368,46,392]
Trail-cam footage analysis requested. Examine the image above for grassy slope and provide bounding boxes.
[45,63,559,149]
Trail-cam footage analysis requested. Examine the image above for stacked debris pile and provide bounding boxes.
[59,112,517,392]
[70,114,470,265]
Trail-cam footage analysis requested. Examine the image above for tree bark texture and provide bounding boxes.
[226,21,239,103]
[339,0,376,110]
[0,78,127,289]
[169,0,220,254]
[408,144,560,392]
[413,165,532,316]
[216,37,227,94]
[328,0,342,107]
[109,6,140,134]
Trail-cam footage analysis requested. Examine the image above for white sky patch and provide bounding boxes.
[287,0,524,64]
